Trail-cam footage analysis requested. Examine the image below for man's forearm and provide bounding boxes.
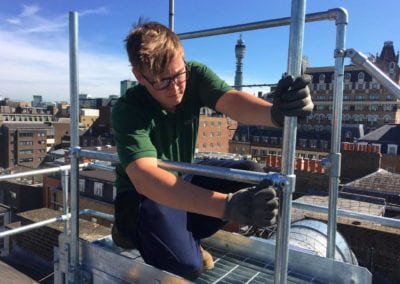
[126,161,227,218]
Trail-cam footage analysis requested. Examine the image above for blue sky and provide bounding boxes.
[0,0,399,102]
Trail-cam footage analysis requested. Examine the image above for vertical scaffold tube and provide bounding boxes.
[169,0,175,30]
[274,1,306,283]
[62,170,70,235]
[68,11,80,284]
[327,8,348,259]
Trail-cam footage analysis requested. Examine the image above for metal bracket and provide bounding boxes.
[334,48,346,58]
[321,153,341,177]
[69,146,81,156]
[265,172,289,190]
[80,269,92,284]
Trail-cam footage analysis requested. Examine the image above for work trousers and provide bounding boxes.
[114,159,263,280]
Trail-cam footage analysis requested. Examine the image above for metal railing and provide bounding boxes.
[1,1,400,283]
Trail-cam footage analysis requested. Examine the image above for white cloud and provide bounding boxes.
[20,4,41,17]
[0,4,130,102]
[80,6,109,17]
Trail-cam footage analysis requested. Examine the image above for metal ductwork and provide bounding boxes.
[271,219,358,265]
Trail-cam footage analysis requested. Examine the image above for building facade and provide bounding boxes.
[0,123,52,169]
[305,41,400,134]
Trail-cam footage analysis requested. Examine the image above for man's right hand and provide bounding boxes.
[222,182,278,226]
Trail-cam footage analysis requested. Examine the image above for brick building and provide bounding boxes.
[197,111,237,153]
[0,123,52,169]
[305,41,400,134]
[43,167,116,227]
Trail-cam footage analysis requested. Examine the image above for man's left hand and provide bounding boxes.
[271,75,314,128]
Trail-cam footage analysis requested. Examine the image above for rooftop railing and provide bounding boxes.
[1,0,400,283]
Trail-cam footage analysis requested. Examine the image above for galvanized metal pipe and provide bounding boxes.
[169,0,174,30]
[0,164,73,181]
[347,48,400,99]
[178,9,347,40]
[0,214,70,238]
[293,201,400,229]
[79,149,288,187]
[68,11,80,284]
[62,170,70,235]
[0,209,113,240]
[326,8,348,259]
[80,209,114,222]
[274,1,306,283]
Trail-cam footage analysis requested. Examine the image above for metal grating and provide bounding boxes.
[81,231,371,284]
[196,245,322,284]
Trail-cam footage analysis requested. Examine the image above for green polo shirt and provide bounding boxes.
[112,61,232,193]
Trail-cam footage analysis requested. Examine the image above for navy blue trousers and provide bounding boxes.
[115,159,263,280]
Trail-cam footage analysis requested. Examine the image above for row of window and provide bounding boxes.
[341,105,395,111]
[202,121,223,127]
[311,82,381,92]
[314,70,396,83]
[202,131,222,137]
[308,113,392,123]
[313,94,393,102]
[79,179,117,200]
[200,142,222,149]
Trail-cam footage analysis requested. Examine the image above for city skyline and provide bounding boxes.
[0,0,399,102]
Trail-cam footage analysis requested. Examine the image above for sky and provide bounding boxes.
[0,0,399,102]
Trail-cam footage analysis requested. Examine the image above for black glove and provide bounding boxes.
[271,75,313,128]
[223,181,278,226]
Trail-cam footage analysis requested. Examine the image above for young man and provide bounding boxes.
[112,21,313,280]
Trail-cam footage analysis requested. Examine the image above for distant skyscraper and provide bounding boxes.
[234,35,246,91]
[120,80,137,96]
[32,95,43,107]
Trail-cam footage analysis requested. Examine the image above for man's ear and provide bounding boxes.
[132,68,145,85]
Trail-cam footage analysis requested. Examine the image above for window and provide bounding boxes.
[319,74,325,82]
[270,137,278,145]
[383,105,392,111]
[345,73,351,81]
[309,139,317,148]
[94,182,103,197]
[357,72,364,81]
[372,143,381,153]
[383,115,391,123]
[113,186,117,200]
[389,62,395,74]
[298,139,307,148]
[387,144,398,155]
[79,179,85,193]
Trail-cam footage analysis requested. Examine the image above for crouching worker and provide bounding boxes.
[111,21,313,281]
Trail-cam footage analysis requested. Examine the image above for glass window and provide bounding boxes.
[94,182,103,197]
[387,144,397,155]
[79,179,85,192]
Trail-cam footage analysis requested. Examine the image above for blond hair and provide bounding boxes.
[125,21,184,81]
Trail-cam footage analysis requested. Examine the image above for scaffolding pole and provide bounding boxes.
[326,7,348,259]
[68,11,80,284]
[274,1,306,283]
